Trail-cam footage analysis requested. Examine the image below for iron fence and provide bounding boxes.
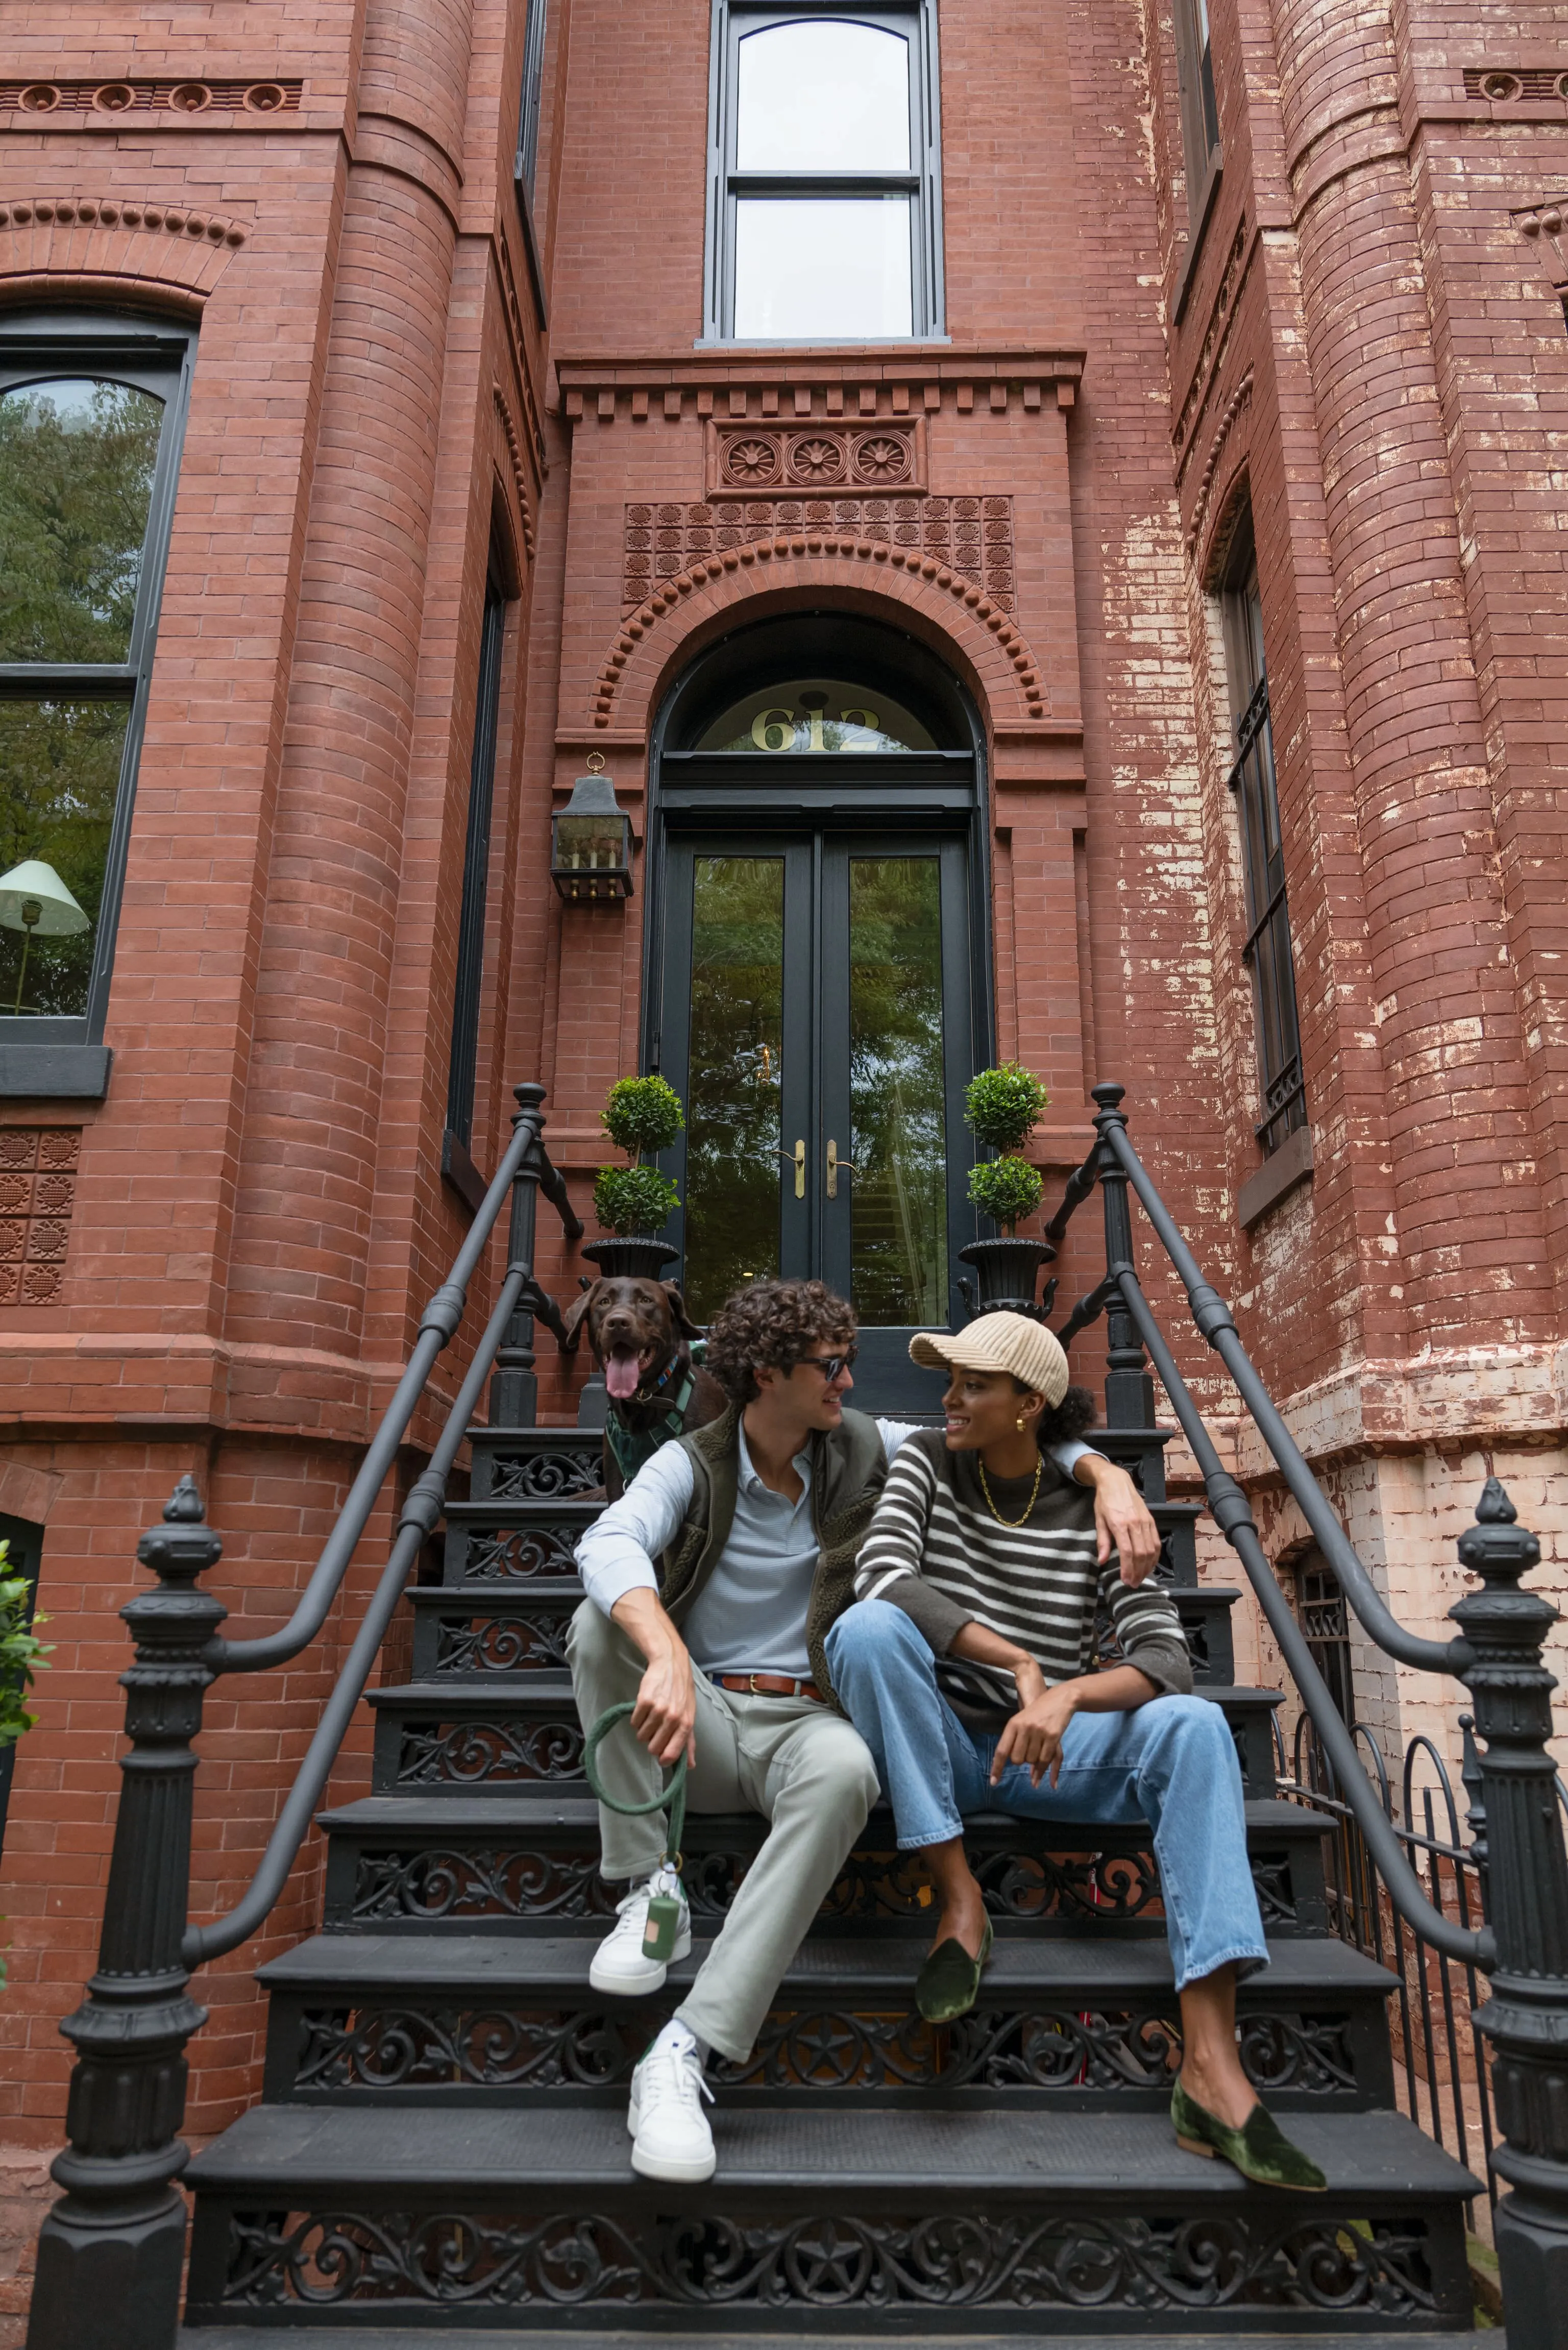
[1276,1710,1497,2222]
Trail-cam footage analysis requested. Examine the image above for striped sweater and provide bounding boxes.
[853,1430,1191,1723]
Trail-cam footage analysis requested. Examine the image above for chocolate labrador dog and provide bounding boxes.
[560,1277,727,1499]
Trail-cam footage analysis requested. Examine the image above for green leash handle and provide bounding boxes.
[582,1700,688,1872]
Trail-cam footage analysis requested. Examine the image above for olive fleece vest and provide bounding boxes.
[656,1403,889,1709]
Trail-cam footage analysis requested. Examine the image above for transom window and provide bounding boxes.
[0,312,193,1091]
[698,679,935,753]
[705,3,944,344]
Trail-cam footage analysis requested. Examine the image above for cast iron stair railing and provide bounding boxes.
[22,1078,1568,2346]
[1046,1082,1568,2339]
[23,1081,582,2350]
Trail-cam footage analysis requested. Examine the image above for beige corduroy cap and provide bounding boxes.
[909,1311,1070,1407]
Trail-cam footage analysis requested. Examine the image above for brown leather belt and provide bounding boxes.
[710,1672,827,1704]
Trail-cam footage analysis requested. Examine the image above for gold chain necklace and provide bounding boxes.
[977,1453,1042,1528]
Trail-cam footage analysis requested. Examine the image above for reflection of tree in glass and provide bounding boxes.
[0,701,125,1015]
[849,859,946,1326]
[0,380,163,1018]
[0,380,164,663]
[685,858,785,1320]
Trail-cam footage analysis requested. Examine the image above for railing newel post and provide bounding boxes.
[1089,1083,1156,1430]
[1459,1709,1491,1924]
[490,1080,547,1427]
[1451,1477,1568,2348]
[27,1476,225,2350]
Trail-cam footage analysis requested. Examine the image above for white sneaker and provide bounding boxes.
[589,1869,692,1995]
[628,2033,716,2183]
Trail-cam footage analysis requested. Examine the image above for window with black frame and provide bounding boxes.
[1222,517,1306,1155]
[1174,0,1220,213]
[515,0,548,200]
[704,1,944,344]
[0,311,193,1094]
[1295,1550,1356,1728]
[443,554,509,1205]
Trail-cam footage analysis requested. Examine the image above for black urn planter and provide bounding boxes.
[580,1236,679,1282]
[957,1236,1058,1323]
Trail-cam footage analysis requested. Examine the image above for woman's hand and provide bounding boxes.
[992,1680,1079,1789]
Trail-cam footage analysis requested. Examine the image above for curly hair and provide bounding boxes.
[704,1278,856,1405]
[1016,1379,1097,1451]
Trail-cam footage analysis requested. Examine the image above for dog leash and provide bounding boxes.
[582,1701,689,1962]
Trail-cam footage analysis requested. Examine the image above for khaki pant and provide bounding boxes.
[565,1600,880,2062]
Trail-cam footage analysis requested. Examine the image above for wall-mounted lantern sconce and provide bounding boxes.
[551,754,633,900]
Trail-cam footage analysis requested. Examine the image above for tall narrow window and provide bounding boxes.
[0,1510,42,1863]
[1296,1551,1355,1727]
[1223,517,1306,1155]
[706,3,943,343]
[515,0,548,200]
[444,556,508,1193]
[1174,0,1220,213]
[0,312,193,1095]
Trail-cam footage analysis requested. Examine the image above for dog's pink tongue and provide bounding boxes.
[605,1350,641,1401]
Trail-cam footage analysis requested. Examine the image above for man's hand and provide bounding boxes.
[1074,1455,1161,1585]
[992,1680,1079,1789]
[610,1589,697,1767]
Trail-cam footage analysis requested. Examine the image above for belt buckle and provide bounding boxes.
[748,1673,763,1695]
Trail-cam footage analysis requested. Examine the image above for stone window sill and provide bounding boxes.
[0,1044,111,1100]
[1237,1121,1313,1229]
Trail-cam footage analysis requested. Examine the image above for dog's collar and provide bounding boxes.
[604,1365,697,1487]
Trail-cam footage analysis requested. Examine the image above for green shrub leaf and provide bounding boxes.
[593,1162,680,1236]
[968,1155,1044,1235]
[964,1063,1049,1154]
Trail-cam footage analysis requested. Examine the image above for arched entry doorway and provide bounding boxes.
[644,614,991,1412]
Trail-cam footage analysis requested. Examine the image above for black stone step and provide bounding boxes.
[406,1579,1244,1688]
[178,2332,1506,2350]
[318,1794,1331,1940]
[257,1930,1397,2110]
[366,1674,1284,1800]
[182,2106,1479,2331]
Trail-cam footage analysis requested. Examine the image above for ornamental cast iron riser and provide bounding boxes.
[373,1694,1281,1799]
[335,1831,1324,1937]
[272,1997,1379,2105]
[184,2198,1468,2327]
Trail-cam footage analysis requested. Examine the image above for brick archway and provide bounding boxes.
[0,195,249,309]
[588,537,1049,738]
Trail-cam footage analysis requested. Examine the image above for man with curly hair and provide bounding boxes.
[568,1276,1157,2185]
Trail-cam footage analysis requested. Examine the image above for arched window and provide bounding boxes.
[704,4,945,344]
[0,310,195,1096]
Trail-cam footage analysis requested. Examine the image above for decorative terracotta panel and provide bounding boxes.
[0,1129,79,1307]
[623,494,1015,614]
[705,419,926,500]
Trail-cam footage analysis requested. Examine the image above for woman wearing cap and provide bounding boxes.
[824,1310,1324,2193]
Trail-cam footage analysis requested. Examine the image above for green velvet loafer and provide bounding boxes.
[1171,2076,1327,2191]
[916,1918,993,2023]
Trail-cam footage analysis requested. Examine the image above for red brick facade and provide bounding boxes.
[0,0,1563,2319]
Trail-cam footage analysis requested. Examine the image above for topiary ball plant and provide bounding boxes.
[593,1162,680,1238]
[965,1062,1048,1156]
[601,1074,684,1160]
[968,1155,1044,1236]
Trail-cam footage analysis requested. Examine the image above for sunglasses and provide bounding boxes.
[795,1347,859,1380]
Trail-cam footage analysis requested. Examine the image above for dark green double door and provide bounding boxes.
[658,831,973,1414]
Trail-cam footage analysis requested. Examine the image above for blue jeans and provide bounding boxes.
[826,1599,1268,1991]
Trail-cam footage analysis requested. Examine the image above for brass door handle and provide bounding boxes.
[826,1139,858,1199]
[777,1139,806,1199]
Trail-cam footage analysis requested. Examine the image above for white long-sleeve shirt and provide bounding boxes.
[575,1418,1098,1679]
